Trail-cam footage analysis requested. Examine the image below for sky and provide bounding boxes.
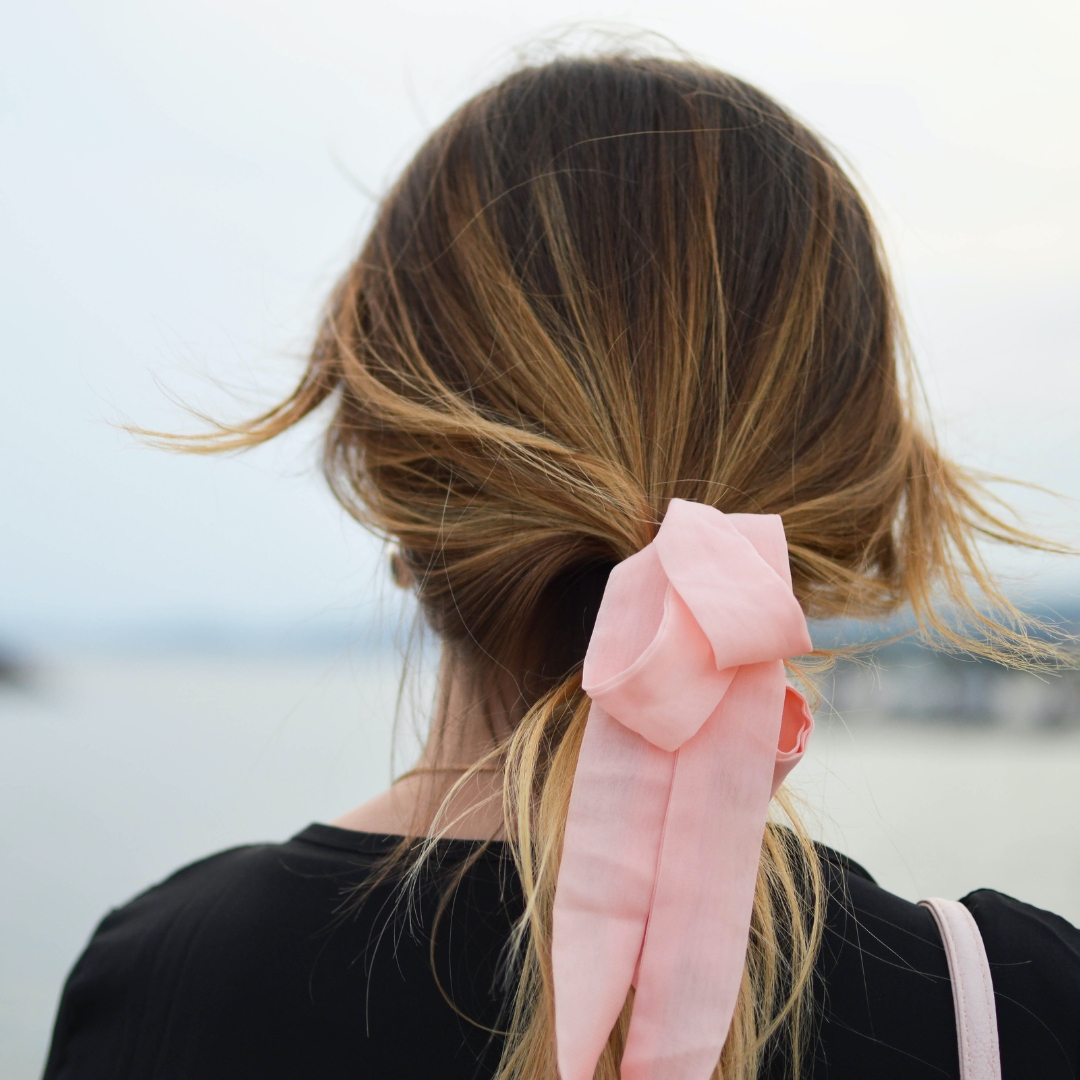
[2,0,1078,642]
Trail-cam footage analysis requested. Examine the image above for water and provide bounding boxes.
[3,654,1079,1079]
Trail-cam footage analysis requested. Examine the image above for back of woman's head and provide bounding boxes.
[251,55,1030,704]
[194,53,1055,1080]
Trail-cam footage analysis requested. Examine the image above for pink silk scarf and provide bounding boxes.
[551,499,815,1080]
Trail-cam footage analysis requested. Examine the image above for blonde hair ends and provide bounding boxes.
[163,54,1068,1080]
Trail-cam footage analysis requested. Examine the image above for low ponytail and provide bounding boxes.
[168,53,1064,1079]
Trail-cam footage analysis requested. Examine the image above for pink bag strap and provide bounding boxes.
[919,898,1002,1080]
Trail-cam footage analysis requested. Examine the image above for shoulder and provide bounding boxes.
[963,885,1080,969]
[43,827,516,1080]
[42,828,388,1080]
[811,847,1080,1078]
[813,846,960,1072]
[962,889,1080,1075]
[69,826,382,968]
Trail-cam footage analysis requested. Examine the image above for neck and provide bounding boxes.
[331,654,510,839]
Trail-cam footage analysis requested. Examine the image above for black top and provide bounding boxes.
[43,824,1080,1079]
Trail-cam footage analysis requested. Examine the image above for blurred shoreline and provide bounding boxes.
[5,593,1078,725]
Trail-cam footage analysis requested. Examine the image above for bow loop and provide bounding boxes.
[582,545,736,753]
[655,501,812,671]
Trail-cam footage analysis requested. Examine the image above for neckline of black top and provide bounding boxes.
[293,822,509,858]
[293,822,878,882]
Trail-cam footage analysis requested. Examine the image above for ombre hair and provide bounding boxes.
[171,54,1064,1080]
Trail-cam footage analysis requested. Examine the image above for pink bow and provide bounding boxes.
[551,499,814,1080]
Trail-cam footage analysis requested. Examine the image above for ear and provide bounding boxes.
[389,549,415,589]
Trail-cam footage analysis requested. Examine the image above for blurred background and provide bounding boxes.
[2,1,1078,1076]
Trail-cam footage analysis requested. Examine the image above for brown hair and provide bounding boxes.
[169,54,1063,1079]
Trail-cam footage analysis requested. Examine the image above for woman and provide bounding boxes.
[43,54,1080,1080]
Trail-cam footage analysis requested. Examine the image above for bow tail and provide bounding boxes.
[551,702,676,1080]
[621,661,788,1080]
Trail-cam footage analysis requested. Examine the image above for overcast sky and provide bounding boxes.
[2,0,1078,640]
